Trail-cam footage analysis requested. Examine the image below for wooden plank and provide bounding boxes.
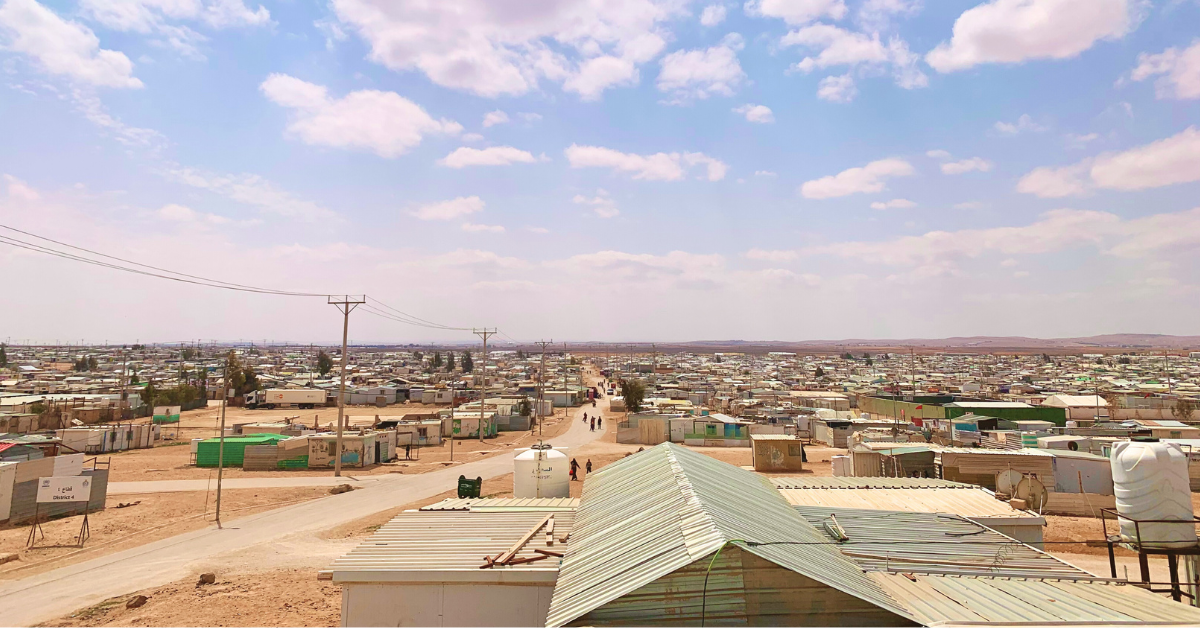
[495,513,552,565]
[535,548,564,558]
[545,514,555,546]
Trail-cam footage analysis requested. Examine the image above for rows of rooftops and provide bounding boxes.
[0,345,1197,422]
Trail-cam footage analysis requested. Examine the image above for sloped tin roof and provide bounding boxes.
[544,442,912,626]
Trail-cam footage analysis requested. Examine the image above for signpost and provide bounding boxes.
[152,405,181,424]
[29,476,93,548]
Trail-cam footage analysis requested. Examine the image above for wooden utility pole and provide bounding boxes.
[535,340,553,436]
[329,296,366,477]
[215,350,231,528]
[474,328,496,442]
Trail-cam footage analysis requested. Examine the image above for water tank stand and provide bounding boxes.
[1099,507,1200,604]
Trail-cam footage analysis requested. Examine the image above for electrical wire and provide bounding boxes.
[0,223,488,335]
[0,228,327,297]
[367,296,469,331]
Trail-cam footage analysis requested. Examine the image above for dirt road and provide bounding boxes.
[0,396,608,627]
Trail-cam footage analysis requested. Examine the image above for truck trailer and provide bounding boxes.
[247,388,326,410]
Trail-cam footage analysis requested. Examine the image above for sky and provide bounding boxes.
[1,0,1199,345]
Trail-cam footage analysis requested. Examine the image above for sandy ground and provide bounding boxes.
[0,487,329,579]
[41,568,342,628]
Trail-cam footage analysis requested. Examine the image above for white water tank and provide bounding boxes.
[514,444,569,498]
[1111,440,1197,548]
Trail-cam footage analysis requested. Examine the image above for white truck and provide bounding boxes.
[247,388,326,410]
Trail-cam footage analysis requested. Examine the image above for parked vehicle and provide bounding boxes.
[246,388,325,410]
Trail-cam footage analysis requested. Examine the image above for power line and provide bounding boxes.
[365,297,470,331]
[0,227,326,297]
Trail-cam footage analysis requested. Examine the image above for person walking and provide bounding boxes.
[570,458,579,481]
[597,416,602,430]
[590,417,595,431]
[586,459,593,474]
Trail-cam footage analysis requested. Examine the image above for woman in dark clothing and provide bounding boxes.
[570,458,579,481]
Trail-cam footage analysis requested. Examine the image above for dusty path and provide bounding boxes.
[0,398,606,627]
[107,475,388,495]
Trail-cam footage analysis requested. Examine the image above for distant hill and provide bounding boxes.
[667,334,1200,353]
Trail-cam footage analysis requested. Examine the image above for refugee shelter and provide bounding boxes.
[323,506,575,626]
[750,434,805,471]
[545,443,918,627]
[770,476,1046,545]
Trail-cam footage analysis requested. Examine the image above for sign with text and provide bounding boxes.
[36,476,92,503]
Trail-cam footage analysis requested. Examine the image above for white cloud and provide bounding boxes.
[816,73,856,102]
[82,0,269,30]
[565,145,728,181]
[260,74,461,158]
[1090,126,1200,191]
[657,33,745,101]
[163,166,337,221]
[1130,41,1200,100]
[77,0,269,59]
[3,174,39,200]
[573,189,619,218]
[1016,164,1088,198]
[412,196,485,221]
[745,248,798,261]
[1018,127,1200,197]
[461,133,485,142]
[1066,132,1100,147]
[683,152,729,181]
[870,198,915,209]
[801,157,914,198]
[69,89,163,147]
[519,112,543,122]
[941,157,992,175]
[754,170,777,177]
[157,203,230,226]
[857,0,920,31]
[994,114,1047,135]
[807,206,1200,272]
[785,24,888,70]
[925,149,951,159]
[482,110,509,127]
[437,146,537,168]
[700,4,727,25]
[525,226,550,234]
[926,0,1139,73]
[744,0,847,25]
[329,0,681,99]
[782,24,927,92]
[0,0,142,88]
[733,103,774,123]
[461,222,505,233]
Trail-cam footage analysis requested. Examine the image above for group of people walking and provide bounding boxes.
[569,457,592,481]
[583,412,602,432]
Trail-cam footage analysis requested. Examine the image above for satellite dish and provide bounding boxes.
[1014,476,1048,512]
[996,470,1023,495]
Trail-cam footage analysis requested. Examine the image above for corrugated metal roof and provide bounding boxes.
[323,510,574,583]
[771,476,974,489]
[749,433,802,441]
[872,573,1200,625]
[779,487,1039,519]
[544,443,913,627]
[795,506,1086,578]
[419,497,579,512]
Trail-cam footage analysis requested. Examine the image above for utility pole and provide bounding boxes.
[329,296,365,478]
[119,348,128,419]
[535,340,552,436]
[474,328,496,442]
[215,350,231,528]
[450,381,455,461]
